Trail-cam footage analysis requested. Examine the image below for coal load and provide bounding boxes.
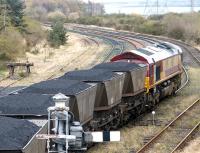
[21,79,90,95]
[0,93,53,116]
[93,62,147,94]
[20,79,97,124]
[61,69,125,111]
[61,69,116,82]
[93,62,141,72]
[0,116,39,151]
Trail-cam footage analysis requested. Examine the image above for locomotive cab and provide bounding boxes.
[111,45,183,101]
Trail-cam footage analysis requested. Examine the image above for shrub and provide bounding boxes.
[47,10,66,23]
[136,20,165,35]
[23,17,46,48]
[27,6,48,21]
[0,27,26,60]
[0,52,10,60]
[48,22,67,47]
[168,27,185,40]
[18,72,26,77]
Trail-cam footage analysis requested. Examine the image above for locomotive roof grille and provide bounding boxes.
[137,48,154,56]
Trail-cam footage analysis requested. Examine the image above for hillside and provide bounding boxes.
[0,0,46,75]
[25,0,86,22]
[71,13,200,45]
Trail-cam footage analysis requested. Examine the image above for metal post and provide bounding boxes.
[47,109,51,153]
[152,111,155,125]
[3,4,6,31]
[156,0,159,15]
[191,0,194,12]
[65,110,69,153]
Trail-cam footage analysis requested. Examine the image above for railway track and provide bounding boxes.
[0,76,27,97]
[0,35,103,96]
[137,98,200,153]
[74,25,200,67]
[0,30,129,96]
[71,26,145,49]
[0,24,199,152]
[70,30,126,57]
[70,25,200,153]
[70,25,190,94]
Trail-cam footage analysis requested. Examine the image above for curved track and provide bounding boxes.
[70,25,192,94]
[68,25,200,153]
[0,24,199,152]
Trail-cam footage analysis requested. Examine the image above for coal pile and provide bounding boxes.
[61,69,117,82]
[0,93,53,116]
[21,79,90,95]
[93,62,144,71]
[0,116,39,151]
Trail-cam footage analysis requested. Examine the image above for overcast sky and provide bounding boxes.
[82,0,200,15]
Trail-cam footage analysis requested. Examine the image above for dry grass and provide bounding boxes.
[0,32,110,87]
[178,138,200,153]
[88,126,161,153]
[88,67,200,153]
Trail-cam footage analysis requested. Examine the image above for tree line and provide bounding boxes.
[0,0,25,31]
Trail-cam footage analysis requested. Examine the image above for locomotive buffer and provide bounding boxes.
[37,93,120,153]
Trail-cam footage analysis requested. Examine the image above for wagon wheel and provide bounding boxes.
[135,104,145,115]
[111,118,120,129]
[119,113,129,126]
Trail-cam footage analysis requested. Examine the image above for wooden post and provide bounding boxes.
[8,65,15,77]
[26,65,31,75]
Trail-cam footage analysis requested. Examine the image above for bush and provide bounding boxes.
[136,20,165,35]
[47,10,66,23]
[69,12,200,45]
[24,17,46,48]
[0,27,26,60]
[48,22,67,47]
[0,52,10,60]
[168,27,185,40]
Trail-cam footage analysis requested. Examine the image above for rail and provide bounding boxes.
[136,98,200,153]
[170,121,200,153]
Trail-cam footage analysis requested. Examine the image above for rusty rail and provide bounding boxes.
[170,121,200,153]
[72,26,145,49]
[136,98,200,153]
